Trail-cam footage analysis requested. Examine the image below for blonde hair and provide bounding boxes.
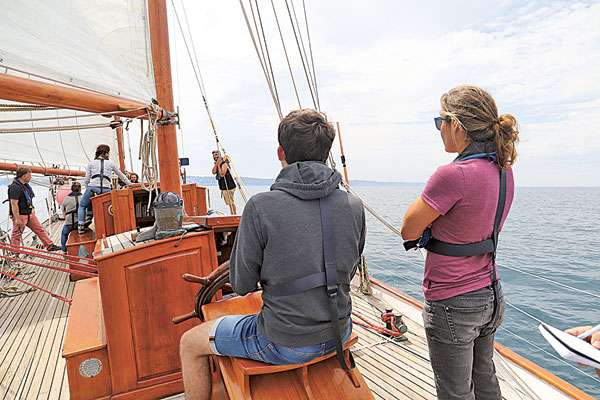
[440,85,519,169]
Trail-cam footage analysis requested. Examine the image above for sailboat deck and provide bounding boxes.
[0,222,571,399]
[0,222,74,400]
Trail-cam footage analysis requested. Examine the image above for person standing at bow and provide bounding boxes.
[401,85,520,400]
[211,150,237,215]
[78,144,131,233]
[61,182,82,252]
[8,167,61,251]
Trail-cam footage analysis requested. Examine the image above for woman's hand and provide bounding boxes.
[565,326,600,378]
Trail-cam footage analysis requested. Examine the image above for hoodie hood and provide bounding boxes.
[270,161,342,200]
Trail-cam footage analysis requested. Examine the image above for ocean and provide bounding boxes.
[2,183,599,397]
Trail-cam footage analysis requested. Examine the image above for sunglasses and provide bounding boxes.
[434,116,449,130]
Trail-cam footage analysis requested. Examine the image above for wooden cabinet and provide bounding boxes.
[91,183,208,238]
[65,229,96,281]
[95,231,218,398]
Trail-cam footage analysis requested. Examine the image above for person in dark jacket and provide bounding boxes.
[211,150,237,214]
[180,109,366,400]
[7,167,61,251]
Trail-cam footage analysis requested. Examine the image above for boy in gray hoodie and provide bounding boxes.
[180,109,366,399]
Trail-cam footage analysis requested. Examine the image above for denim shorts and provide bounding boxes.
[209,313,352,365]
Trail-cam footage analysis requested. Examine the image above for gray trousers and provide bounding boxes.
[423,283,505,400]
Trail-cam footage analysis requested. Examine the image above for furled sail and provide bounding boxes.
[0,0,155,171]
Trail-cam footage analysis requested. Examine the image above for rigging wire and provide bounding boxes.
[74,111,91,162]
[56,109,71,172]
[239,0,284,119]
[171,0,250,203]
[172,6,185,157]
[270,0,302,108]
[250,0,281,111]
[284,0,318,110]
[301,0,320,110]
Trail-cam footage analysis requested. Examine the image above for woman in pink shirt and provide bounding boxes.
[402,85,520,400]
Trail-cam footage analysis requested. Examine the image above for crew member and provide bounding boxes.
[211,150,237,214]
[8,167,61,251]
[78,144,130,233]
[402,85,520,399]
[61,182,82,252]
[180,109,366,400]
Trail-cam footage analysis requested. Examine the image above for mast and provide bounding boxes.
[148,0,182,196]
[114,116,127,171]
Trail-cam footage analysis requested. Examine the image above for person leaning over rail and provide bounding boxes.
[211,150,237,215]
[61,181,82,253]
[77,144,130,234]
[180,109,366,400]
[565,326,600,379]
[6,167,61,252]
[401,85,520,400]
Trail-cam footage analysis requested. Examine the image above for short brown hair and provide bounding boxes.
[71,182,82,192]
[16,167,31,179]
[277,109,335,164]
[95,144,110,159]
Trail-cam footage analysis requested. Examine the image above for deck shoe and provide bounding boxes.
[78,224,86,234]
[47,244,62,252]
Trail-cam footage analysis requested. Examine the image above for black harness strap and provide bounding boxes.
[488,168,507,328]
[425,237,494,257]
[320,196,355,371]
[260,195,355,371]
[261,270,350,297]
[91,159,110,191]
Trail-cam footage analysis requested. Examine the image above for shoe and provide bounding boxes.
[78,224,86,234]
[84,215,93,228]
[47,244,62,252]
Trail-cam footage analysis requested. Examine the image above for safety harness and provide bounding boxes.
[91,157,111,192]
[65,192,81,230]
[261,195,356,371]
[4,179,34,214]
[403,141,506,328]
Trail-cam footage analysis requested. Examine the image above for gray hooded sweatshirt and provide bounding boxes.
[230,161,366,348]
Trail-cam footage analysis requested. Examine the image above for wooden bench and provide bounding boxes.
[202,292,374,400]
[62,278,112,399]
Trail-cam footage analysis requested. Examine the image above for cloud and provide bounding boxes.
[163,1,599,186]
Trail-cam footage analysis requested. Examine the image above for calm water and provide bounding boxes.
[3,184,599,396]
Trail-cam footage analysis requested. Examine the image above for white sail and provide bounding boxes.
[0,104,119,171]
[0,0,156,103]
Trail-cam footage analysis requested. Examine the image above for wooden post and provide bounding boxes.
[114,116,126,171]
[336,122,350,184]
[147,0,182,197]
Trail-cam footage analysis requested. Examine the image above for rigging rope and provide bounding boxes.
[301,0,320,110]
[250,0,281,109]
[0,103,58,112]
[239,0,284,119]
[139,106,160,194]
[284,0,318,110]
[171,0,250,203]
[270,0,302,108]
[0,122,118,134]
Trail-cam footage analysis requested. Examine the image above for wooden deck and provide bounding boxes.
[0,222,579,399]
[0,221,74,400]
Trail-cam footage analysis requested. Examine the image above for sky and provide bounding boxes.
[162,0,600,187]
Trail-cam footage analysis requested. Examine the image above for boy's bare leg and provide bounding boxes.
[180,320,217,400]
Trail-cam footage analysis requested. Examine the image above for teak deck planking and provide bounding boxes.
[0,222,73,400]
[0,220,586,399]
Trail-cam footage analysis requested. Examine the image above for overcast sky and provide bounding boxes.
[164,0,600,186]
